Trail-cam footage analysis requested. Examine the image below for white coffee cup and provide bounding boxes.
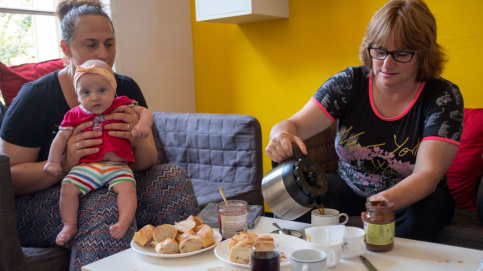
[341,227,366,259]
[311,208,349,227]
[305,225,345,268]
[291,249,327,271]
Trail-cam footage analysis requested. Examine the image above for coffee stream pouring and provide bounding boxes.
[262,144,328,220]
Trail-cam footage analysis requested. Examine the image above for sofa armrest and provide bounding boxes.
[152,112,264,209]
[478,176,483,223]
[0,152,27,271]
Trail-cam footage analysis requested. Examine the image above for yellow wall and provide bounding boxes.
[191,0,483,179]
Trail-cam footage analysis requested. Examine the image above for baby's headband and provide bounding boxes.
[73,64,117,93]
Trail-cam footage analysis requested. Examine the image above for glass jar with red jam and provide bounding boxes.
[363,200,395,252]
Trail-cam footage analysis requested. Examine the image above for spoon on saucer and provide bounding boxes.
[272,222,291,235]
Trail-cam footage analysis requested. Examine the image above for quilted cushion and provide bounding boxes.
[152,112,263,208]
[0,59,65,107]
[446,108,483,210]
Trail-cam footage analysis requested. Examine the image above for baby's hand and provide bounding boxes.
[44,162,63,177]
[131,123,151,138]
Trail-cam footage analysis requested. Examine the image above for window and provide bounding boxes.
[0,0,61,66]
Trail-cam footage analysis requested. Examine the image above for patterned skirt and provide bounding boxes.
[15,163,200,271]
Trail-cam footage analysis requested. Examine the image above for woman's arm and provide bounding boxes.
[0,121,101,195]
[266,101,333,162]
[0,139,60,194]
[370,140,459,210]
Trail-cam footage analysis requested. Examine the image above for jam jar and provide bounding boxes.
[363,200,395,252]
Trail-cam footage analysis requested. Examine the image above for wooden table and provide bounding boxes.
[82,216,482,271]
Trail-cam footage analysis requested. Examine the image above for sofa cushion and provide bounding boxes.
[0,59,65,107]
[446,108,483,210]
[152,112,264,209]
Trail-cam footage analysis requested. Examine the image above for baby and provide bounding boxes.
[44,59,153,245]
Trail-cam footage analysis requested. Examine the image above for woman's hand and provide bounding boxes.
[104,104,157,171]
[104,105,140,145]
[64,121,101,171]
[265,132,307,162]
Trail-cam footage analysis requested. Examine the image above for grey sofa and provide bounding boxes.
[0,111,264,271]
[302,122,483,250]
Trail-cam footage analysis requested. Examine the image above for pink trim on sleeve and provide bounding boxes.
[422,136,460,146]
[310,97,336,122]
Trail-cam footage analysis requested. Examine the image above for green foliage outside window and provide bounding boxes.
[0,12,35,66]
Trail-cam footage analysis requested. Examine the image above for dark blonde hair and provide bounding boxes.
[56,0,112,45]
[359,0,446,81]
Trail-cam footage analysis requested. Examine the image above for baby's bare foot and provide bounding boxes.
[56,224,78,246]
[110,222,129,239]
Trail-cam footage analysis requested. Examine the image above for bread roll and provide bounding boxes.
[132,224,155,246]
[179,235,203,253]
[195,224,209,233]
[155,238,179,254]
[196,225,215,248]
[229,242,252,265]
[153,224,178,243]
[176,229,195,242]
[186,215,203,226]
[174,220,197,233]
[228,232,258,250]
[253,235,275,248]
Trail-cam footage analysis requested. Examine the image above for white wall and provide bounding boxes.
[110,0,196,113]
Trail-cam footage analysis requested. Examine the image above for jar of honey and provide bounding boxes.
[363,200,395,252]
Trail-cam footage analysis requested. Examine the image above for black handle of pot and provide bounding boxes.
[271,144,306,168]
[292,143,305,159]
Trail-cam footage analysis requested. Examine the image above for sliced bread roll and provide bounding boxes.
[195,224,209,233]
[228,232,258,250]
[155,238,179,254]
[176,229,195,242]
[253,235,275,248]
[229,242,252,265]
[132,224,155,246]
[153,224,178,243]
[196,225,215,248]
[186,215,203,226]
[179,235,203,253]
[174,220,197,233]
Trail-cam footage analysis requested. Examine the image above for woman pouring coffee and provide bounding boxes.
[265,0,463,242]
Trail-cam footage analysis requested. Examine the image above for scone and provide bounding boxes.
[155,237,179,254]
[229,242,252,265]
[179,235,203,253]
[132,224,155,246]
[153,224,178,243]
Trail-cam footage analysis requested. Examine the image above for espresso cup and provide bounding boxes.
[290,249,327,271]
[311,208,349,227]
[341,227,366,259]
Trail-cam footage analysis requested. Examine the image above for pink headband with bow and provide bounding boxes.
[73,64,117,93]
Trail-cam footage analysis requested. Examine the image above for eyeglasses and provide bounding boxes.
[368,47,416,63]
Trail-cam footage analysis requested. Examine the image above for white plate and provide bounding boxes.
[214,233,309,268]
[131,231,222,258]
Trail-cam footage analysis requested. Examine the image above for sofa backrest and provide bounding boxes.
[152,112,264,208]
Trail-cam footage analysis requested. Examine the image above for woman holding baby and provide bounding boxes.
[0,0,198,269]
